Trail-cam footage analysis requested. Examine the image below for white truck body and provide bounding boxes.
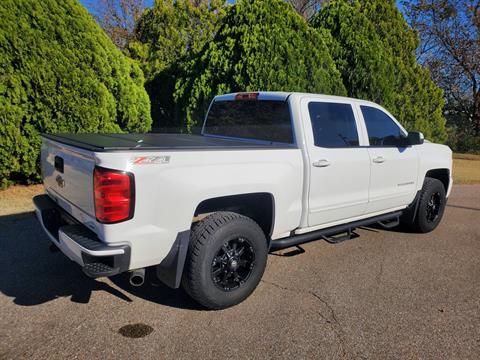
[35,91,453,298]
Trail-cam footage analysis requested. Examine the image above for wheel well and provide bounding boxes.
[193,193,275,238]
[425,169,450,192]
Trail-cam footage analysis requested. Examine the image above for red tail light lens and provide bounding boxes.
[93,167,134,224]
[235,92,259,101]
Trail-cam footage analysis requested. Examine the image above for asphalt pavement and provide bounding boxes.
[1,185,479,359]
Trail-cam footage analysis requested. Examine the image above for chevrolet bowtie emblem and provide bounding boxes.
[56,175,65,188]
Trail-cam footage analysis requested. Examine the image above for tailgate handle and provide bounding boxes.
[54,156,64,173]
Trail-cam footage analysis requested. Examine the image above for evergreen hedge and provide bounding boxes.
[0,0,152,188]
[128,0,226,129]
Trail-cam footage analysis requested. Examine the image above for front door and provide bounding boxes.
[303,99,371,227]
[358,105,419,213]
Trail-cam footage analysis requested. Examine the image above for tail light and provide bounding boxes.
[93,167,135,224]
[235,92,259,101]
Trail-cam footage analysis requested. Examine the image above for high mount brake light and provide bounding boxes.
[93,167,134,224]
[234,92,259,101]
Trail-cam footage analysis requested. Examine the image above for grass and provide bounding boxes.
[0,184,43,216]
[453,153,480,184]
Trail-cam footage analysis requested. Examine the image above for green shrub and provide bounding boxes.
[128,0,226,130]
[0,0,151,188]
[312,0,447,143]
[174,0,347,129]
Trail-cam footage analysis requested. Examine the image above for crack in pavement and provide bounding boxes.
[374,240,387,287]
[376,250,385,285]
[261,279,354,359]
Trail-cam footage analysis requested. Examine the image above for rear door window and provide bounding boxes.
[204,100,293,144]
[308,102,359,148]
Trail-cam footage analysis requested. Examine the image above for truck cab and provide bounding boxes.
[289,93,452,230]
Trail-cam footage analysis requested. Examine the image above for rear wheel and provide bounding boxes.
[410,177,447,233]
[182,212,268,309]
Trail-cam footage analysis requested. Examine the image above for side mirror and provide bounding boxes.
[407,131,424,145]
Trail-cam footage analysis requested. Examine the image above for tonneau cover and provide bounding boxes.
[42,133,294,152]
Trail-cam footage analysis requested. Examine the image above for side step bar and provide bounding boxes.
[270,211,402,251]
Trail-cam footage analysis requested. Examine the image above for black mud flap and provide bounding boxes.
[400,190,421,225]
[155,230,190,289]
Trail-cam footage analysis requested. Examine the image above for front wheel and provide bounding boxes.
[182,212,268,309]
[410,177,447,233]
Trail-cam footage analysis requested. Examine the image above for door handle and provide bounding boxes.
[373,156,386,163]
[313,159,331,167]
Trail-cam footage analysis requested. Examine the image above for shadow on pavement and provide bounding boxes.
[0,211,201,310]
[110,269,202,310]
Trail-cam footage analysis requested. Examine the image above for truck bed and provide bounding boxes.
[42,133,294,152]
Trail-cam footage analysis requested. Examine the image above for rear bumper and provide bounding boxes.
[33,194,131,278]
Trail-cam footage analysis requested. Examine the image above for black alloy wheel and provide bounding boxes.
[425,191,443,223]
[211,237,255,292]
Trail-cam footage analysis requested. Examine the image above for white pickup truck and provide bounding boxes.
[33,92,452,309]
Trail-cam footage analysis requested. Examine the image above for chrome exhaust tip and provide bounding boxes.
[129,268,145,287]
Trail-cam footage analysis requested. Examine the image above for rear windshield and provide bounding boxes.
[203,100,294,144]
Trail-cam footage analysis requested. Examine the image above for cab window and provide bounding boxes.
[361,106,406,146]
[308,102,359,148]
[205,100,294,144]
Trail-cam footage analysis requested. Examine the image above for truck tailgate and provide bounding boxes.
[41,137,96,217]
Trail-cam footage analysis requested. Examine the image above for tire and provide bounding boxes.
[410,177,447,233]
[182,212,268,310]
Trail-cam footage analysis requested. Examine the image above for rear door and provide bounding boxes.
[358,104,419,213]
[302,98,371,227]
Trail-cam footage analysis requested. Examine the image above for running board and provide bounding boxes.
[269,211,403,251]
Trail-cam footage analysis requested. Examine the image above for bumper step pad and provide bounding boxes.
[83,263,120,278]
